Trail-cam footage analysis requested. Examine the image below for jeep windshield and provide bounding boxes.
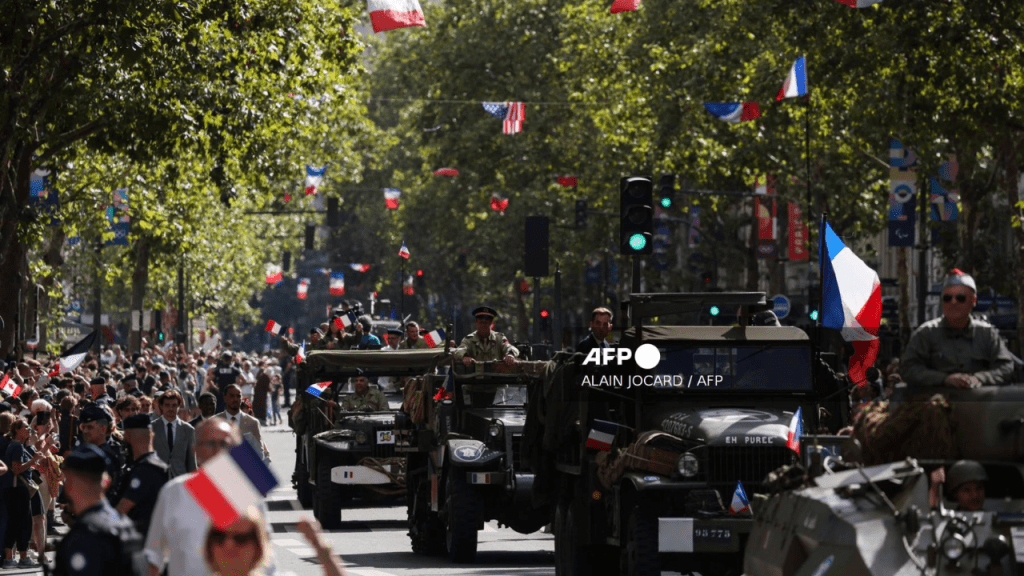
[459,384,528,407]
[644,344,812,391]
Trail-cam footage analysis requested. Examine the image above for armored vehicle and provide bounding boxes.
[296,348,449,528]
[525,292,841,576]
[401,360,551,562]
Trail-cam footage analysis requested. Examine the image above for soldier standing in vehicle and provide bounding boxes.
[399,322,429,349]
[901,269,1014,389]
[454,306,519,367]
[338,375,387,412]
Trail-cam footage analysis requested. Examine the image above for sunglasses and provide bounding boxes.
[942,294,969,303]
[210,530,259,546]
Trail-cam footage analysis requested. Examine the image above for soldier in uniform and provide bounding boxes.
[338,375,387,412]
[399,322,429,349]
[78,404,125,498]
[54,444,146,576]
[454,306,519,367]
[112,414,168,537]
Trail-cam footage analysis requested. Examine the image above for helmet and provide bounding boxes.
[946,460,987,493]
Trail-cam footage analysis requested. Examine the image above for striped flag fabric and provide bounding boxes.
[329,272,345,296]
[296,342,306,364]
[48,331,97,376]
[296,279,309,300]
[834,0,883,6]
[482,102,524,134]
[433,368,456,401]
[184,441,278,529]
[383,188,402,209]
[490,193,509,213]
[349,263,371,273]
[786,407,804,454]
[423,328,445,348]
[0,374,22,398]
[398,241,411,259]
[610,0,641,13]
[433,168,459,177]
[403,274,414,296]
[305,381,331,398]
[703,102,761,123]
[333,311,357,331]
[367,0,425,33]
[265,264,283,286]
[305,165,326,196]
[776,56,808,100]
[728,481,752,514]
[265,320,284,336]
[586,419,617,450]
[557,176,578,188]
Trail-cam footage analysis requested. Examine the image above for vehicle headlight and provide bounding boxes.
[677,452,699,477]
[488,421,503,438]
[355,431,368,444]
[942,533,966,561]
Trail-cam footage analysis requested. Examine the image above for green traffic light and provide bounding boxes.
[709,306,720,316]
[810,310,819,321]
[660,197,672,208]
[628,233,648,251]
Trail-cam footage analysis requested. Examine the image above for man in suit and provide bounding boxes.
[216,384,269,462]
[188,392,217,428]
[576,307,614,357]
[151,389,196,479]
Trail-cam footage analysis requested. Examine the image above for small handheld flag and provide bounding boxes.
[48,331,98,376]
[433,369,455,401]
[265,320,284,336]
[305,381,332,398]
[0,374,22,399]
[786,407,804,454]
[305,165,326,196]
[729,481,752,515]
[184,441,278,529]
[776,56,808,101]
[296,342,306,364]
[586,419,618,451]
[703,102,761,123]
[398,241,411,259]
[423,328,446,348]
[329,272,345,296]
[383,188,402,209]
[333,311,357,331]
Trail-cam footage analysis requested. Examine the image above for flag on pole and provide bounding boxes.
[490,193,509,213]
[383,188,402,209]
[703,102,761,123]
[304,165,326,196]
[776,56,808,100]
[305,381,332,398]
[786,407,804,454]
[367,0,426,33]
[423,329,446,348]
[729,481,752,514]
[433,368,456,401]
[297,279,309,300]
[296,342,306,364]
[265,320,284,336]
[265,265,283,286]
[48,331,97,376]
[482,102,525,135]
[433,168,459,177]
[0,374,22,399]
[349,263,371,273]
[610,0,641,13]
[586,419,617,450]
[834,0,883,6]
[557,176,579,188]
[184,441,278,529]
[329,272,345,296]
[403,274,414,296]
[398,241,411,259]
[820,221,882,385]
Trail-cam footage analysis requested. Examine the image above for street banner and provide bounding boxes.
[787,202,808,261]
[888,139,917,247]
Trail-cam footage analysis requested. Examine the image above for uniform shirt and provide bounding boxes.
[453,331,520,363]
[55,499,144,576]
[99,438,126,497]
[399,337,430,350]
[110,452,168,537]
[340,387,388,412]
[901,316,1014,387]
[212,364,242,412]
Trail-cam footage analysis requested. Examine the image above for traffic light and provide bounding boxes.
[157,331,165,343]
[620,176,653,255]
[539,308,551,333]
[658,174,675,209]
[304,224,315,250]
[709,305,720,317]
[326,197,339,227]
[575,199,588,230]
[415,269,426,290]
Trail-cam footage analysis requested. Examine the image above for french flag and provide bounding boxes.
[265,320,284,336]
[776,56,808,101]
[265,265,283,286]
[184,441,278,530]
[423,329,445,348]
[349,263,371,273]
[329,272,345,296]
[557,176,578,188]
[729,481,752,515]
[490,193,509,214]
[610,0,641,13]
[703,102,761,124]
[305,165,326,196]
[48,331,97,376]
[333,311,356,331]
[0,374,22,399]
[296,342,306,364]
[433,369,456,401]
[305,381,331,398]
[367,0,425,33]
[383,188,401,209]
[586,419,618,451]
[834,0,883,6]
[433,168,459,177]
[821,220,882,385]
[398,241,411,259]
[786,407,804,454]
[297,279,309,300]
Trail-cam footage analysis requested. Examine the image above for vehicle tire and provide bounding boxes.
[444,469,480,563]
[620,504,659,576]
[316,457,344,530]
[296,452,313,509]
[554,499,617,576]
[408,469,445,555]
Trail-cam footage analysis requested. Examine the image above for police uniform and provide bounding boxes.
[453,306,520,363]
[340,386,388,412]
[110,415,168,537]
[54,445,146,576]
[80,405,126,498]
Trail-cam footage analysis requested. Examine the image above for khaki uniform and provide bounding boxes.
[340,387,388,411]
[453,331,519,362]
[399,338,430,350]
[901,317,1014,387]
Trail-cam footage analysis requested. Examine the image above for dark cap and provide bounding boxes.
[79,404,113,424]
[472,306,498,319]
[0,402,11,414]
[128,389,144,398]
[63,444,110,475]
[122,414,153,430]
[387,329,404,337]
[89,377,105,386]
[121,374,137,384]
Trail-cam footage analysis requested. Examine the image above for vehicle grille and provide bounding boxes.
[705,446,795,487]
[372,424,396,458]
[510,433,523,471]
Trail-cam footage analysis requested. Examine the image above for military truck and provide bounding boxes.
[296,348,450,528]
[400,360,551,562]
[746,385,1024,576]
[525,292,840,576]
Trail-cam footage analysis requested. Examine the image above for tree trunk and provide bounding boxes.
[1006,136,1024,358]
[129,235,151,355]
[0,145,35,358]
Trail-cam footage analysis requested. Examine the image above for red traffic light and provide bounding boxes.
[540,309,550,318]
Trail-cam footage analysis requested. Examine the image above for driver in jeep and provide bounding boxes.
[338,375,387,412]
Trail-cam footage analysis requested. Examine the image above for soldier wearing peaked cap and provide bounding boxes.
[110,414,168,538]
[454,306,519,367]
[54,444,147,576]
[901,268,1014,389]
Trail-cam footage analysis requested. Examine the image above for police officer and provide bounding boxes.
[78,404,125,498]
[111,414,168,537]
[454,306,519,367]
[210,350,243,412]
[89,377,113,407]
[338,375,387,412]
[54,444,146,576]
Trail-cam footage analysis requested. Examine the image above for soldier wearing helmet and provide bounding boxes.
[945,460,987,511]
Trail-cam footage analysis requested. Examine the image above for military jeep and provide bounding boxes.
[296,348,449,529]
[525,292,836,576]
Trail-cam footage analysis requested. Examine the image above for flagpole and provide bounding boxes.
[400,256,405,321]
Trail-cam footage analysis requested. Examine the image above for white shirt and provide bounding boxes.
[144,473,275,576]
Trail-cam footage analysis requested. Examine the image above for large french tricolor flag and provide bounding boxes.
[820,220,882,385]
[48,331,97,376]
[786,407,804,454]
[367,0,426,33]
[423,329,445,348]
[185,441,278,529]
[0,374,22,399]
[776,56,808,101]
[703,102,761,124]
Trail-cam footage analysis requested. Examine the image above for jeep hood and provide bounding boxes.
[653,407,797,447]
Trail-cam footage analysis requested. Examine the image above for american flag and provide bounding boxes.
[482,102,525,135]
